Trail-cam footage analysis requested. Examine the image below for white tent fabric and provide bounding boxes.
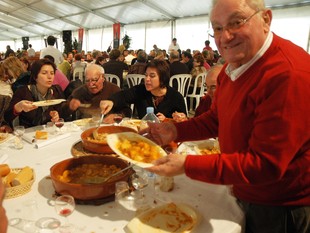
[0,0,309,53]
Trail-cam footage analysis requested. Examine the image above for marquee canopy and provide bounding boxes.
[0,0,309,41]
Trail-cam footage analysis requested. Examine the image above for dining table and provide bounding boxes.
[1,121,245,233]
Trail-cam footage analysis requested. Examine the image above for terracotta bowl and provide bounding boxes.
[81,125,136,154]
[50,155,131,200]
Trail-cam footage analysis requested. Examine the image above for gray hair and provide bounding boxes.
[211,0,265,11]
[84,63,105,76]
[170,50,180,60]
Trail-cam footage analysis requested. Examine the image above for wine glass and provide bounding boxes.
[54,195,75,233]
[13,125,25,149]
[35,217,61,230]
[115,181,136,211]
[14,125,25,138]
[55,118,65,134]
[131,166,149,204]
[113,113,123,125]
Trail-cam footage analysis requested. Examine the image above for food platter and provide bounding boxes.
[32,99,66,107]
[177,139,220,155]
[120,119,141,131]
[107,132,166,168]
[0,132,13,144]
[124,202,200,233]
[194,139,220,155]
[72,118,92,126]
[79,103,91,108]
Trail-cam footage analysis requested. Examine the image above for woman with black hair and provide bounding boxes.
[100,60,186,121]
[4,59,68,128]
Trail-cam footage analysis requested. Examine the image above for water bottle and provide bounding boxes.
[139,107,160,130]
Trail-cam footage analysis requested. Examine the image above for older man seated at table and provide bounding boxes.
[67,64,131,122]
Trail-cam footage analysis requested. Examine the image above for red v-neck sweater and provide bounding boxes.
[176,34,310,206]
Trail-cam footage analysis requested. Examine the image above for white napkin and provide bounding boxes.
[0,154,8,163]
[22,134,36,144]
[35,133,71,149]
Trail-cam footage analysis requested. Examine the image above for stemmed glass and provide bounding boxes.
[113,113,123,125]
[14,125,25,149]
[131,166,149,204]
[115,181,136,211]
[55,118,65,134]
[54,195,75,233]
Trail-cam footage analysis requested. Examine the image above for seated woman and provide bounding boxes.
[100,60,187,122]
[4,59,69,128]
[0,64,13,132]
[2,56,31,93]
[189,53,208,95]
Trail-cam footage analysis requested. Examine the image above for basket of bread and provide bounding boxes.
[0,164,35,199]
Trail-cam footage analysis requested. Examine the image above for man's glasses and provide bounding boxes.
[210,10,261,38]
[85,75,102,84]
[203,83,216,91]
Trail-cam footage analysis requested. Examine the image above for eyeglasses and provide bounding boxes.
[85,75,102,84]
[210,10,261,38]
[203,83,216,91]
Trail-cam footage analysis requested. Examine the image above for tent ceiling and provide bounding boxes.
[0,0,309,41]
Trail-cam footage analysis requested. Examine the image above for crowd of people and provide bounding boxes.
[0,30,223,133]
[1,0,309,231]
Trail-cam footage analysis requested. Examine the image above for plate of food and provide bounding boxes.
[79,103,91,108]
[32,99,66,107]
[72,118,93,126]
[124,202,200,233]
[0,132,13,144]
[194,139,220,155]
[177,139,220,155]
[120,119,141,131]
[107,132,166,168]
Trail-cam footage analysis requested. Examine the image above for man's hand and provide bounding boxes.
[69,98,81,111]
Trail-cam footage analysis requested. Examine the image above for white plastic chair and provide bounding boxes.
[187,72,207,111]
[125,74,145,113]
[72,66,85,83]
[105,73,121,87]
[169,74,192,116]
[126,74,145,88]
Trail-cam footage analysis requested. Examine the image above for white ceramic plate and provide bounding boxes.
[120,119,141,131]
[32,99,66,107]
[177,139,220,155]
[72,118,92,126]
[79,103,91,108]
[0,133,13,145]
[124,202,200,233]
[107,132,166,168]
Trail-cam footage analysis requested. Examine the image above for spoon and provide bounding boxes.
[84,163,135,184]
[92,114,104,140]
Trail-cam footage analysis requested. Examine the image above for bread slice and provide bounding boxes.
[35,130,48,140]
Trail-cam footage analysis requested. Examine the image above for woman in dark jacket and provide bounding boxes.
[100,60,186,121]
[5,59,69,128]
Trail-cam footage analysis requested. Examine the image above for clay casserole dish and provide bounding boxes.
[81,125,136,154]
[50,155,131,200]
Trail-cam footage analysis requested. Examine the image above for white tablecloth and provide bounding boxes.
[1,124,244,233]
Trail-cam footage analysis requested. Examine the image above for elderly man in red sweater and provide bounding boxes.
[142,0,310,232]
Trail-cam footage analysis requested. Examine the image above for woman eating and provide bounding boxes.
[100,60,186,122]
[4,59,68,128]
